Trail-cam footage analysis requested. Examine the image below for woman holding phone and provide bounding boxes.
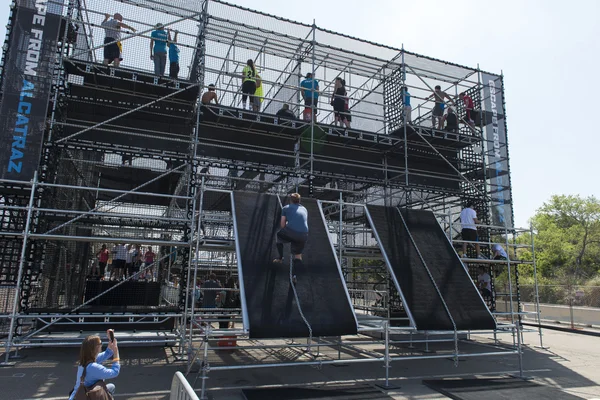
[68,329,121,400]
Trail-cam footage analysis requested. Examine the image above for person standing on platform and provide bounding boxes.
[202,273,222,310]
[492,244,508,260]
[442,107,458,132]
[167,29,180,79]
[477,266,492,298]
[144,246,156,281]
[427,85,454,129]
[460,202,484,259]
[273,193,309,283]
[101,13,136,67]
[201,84,219,105]
[253,74,264,112]
[342,79,352,128]
[459,92,475,127]
[401,86,412,124]
[96,244,109,280]
[240,59,258,110]
[331,77,350,129]
[111,243,127,281]
[300,72,320,122]
[150,23,168,76]
[125,244,134,280]
[219,277,240,329]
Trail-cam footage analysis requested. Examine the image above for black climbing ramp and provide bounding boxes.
[366,205,495,331]
[233,191,357,338]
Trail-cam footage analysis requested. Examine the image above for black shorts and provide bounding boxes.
[98,262,107,274]
[113,259,126,269]
[169,62,179,78]
[277,227,308,255]
[241,80,256,101]
[494,255,507,261]
[305,97,318,108]
[466,108,475,122]
[103,37,120,61]
[433,103,444,117]
[461,228,478,242]
[481,288,492,298]
[333,98,349,120]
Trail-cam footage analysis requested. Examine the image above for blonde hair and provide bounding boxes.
[78,335,101,366]
[290,193,301,204]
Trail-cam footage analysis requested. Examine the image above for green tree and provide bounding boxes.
[531,195,600,281]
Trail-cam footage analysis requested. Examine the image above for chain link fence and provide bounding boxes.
[519,285,600,308]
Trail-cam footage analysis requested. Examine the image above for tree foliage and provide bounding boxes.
[530,195,600,282]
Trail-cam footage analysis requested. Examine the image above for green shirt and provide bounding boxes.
[242,65,256,82]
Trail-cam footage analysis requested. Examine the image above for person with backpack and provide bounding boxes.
[69,330,120,400]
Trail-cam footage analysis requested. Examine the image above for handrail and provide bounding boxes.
[276,195,313,349]
[395,207,460,365]
[170,371,200,400]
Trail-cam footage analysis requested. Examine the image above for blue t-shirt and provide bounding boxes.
[403,91,411,106]
[151,29,168,53]
[282,204,308,233]
[168,43,179,63]
[300,78,319,99]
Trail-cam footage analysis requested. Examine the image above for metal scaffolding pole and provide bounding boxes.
[1,172,37,365]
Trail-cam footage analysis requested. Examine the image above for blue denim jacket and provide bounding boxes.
[68,348,120,400]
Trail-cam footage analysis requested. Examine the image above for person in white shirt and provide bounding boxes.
[477,266,492,298]
[111,244,127,281]
[492,244,508,260]
[460,202,483,259]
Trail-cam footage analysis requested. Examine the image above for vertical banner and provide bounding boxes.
[481,72,512,228]
[0,0,63,181]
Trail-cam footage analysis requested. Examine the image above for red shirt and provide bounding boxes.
[145,251,155,263]
[98,249,109,263]
[463,95,474,110]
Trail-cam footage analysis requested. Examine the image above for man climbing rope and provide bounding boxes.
[273,193,308,282]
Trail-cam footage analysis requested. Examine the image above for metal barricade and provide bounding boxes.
[169,371,199,400]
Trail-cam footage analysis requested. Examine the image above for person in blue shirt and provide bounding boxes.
[273,193,309,283]
[300,72,319,122]
[401,86,412,124]
[68,330,120,400]
[150,23,168,76]
[167,29,180,79]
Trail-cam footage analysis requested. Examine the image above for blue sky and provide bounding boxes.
[1,0,598,228]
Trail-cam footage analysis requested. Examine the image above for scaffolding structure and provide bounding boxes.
[0,0,544,396]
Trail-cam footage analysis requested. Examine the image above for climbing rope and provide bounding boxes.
[277,195,314,352]
[396,207,460,366]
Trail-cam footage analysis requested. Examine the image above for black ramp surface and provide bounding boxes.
[233,192,357,339]
[242,385,393,400]
[401,208,495,330]
[366,205,453,330]
[423,378,584,400]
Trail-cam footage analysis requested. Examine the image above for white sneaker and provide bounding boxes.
[477,254,488,260]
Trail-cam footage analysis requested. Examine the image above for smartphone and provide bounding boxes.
[108,329,115,342]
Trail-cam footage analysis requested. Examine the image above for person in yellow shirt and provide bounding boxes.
[241,59,257,110]
[253,74,264,112]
